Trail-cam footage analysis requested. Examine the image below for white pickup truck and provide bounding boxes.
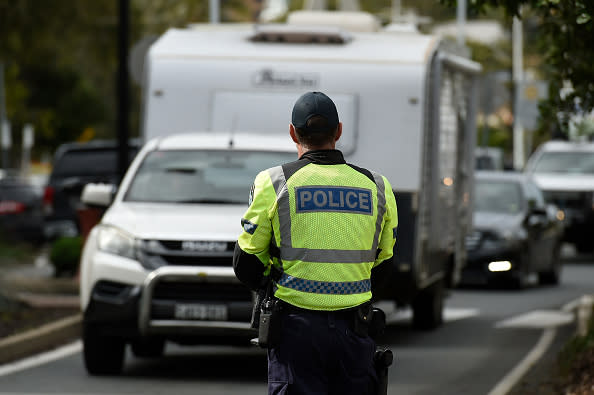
[79,133,296,375]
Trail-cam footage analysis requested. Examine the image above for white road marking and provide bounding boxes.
[444,307,481,322]
[495,310,574,329]
[487,296,585,395]
[373,301,480,325]
[487,328,556,395]
[0,341,82,377]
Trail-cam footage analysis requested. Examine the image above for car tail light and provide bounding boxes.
[0,200,26,214]
[43,186,54,215]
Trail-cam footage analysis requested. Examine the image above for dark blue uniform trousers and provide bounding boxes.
[268,308,377,395]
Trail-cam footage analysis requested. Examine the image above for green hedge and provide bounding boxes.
[49,236,83,277]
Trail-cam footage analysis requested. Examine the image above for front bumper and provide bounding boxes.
[462,247,523,285]
[560,208,594,244]
[84,266,256,343]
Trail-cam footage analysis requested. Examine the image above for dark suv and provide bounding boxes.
[0,172,45,244]
[43,140,140,239]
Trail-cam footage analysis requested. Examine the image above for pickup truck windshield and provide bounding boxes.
[474,180,523,215]
[124,149,296,204]
[532,152,594,174]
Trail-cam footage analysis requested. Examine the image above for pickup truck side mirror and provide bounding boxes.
[527,207,547,227]
[81,183,117,208]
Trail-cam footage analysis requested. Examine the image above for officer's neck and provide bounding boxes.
[297,142,336,157]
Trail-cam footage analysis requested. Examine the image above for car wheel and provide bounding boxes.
[510,255,529,290]
[412,279,444,330]
[538,244,561,285]
[83,324,126,375]
[131,338,165,358]
[575,240,593,254]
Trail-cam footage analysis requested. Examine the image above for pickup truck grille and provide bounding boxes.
[138,239,235,269]
[153,281,251,302]
[155,255,231,266]
[542,190,592,210]
[465,231,482,251]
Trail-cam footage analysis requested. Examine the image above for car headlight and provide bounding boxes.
[97,225,138,260]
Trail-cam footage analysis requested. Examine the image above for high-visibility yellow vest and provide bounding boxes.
[238,153,398,311]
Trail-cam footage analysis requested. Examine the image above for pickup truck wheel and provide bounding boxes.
[83,325,125,375]
[412,280,444,330]
[131,338,165,358]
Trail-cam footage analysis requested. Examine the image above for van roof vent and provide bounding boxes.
[287,11,381,33]
[249,24,352,44]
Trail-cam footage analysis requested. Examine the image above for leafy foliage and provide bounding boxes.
[0,0,253,161]
[49,236,83,277]
[440,0,594,137]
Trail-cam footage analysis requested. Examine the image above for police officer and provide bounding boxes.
[233,91,398,395]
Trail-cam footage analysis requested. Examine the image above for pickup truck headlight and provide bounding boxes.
[97,225,138,260]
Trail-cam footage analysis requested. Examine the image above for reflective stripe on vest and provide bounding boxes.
[267,166,386,264]
[278,272,371,294]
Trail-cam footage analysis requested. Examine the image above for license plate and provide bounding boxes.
[174,303,228,321]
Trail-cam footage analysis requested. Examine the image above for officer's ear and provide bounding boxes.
[334,123,343,142]
[289,124,300,144]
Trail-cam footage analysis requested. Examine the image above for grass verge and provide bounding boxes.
[0,238,41,267]
[556,305,594,394]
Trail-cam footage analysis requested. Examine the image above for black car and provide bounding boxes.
[0,173,45,244]
[524,140,594,253]
[462,171,564,288]
[43,139,140,239]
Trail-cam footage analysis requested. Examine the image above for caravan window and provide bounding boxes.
[210,91,358,154]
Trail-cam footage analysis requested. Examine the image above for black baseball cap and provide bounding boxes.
[291,92,339,133]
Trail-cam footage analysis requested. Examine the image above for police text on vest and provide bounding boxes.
[295,186,373,215]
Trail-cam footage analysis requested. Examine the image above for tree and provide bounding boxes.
[0,0,254,161]
[440,0,594,137]
[0,1,122,158]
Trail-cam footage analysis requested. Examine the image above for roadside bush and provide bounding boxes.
[556,305,594,393]
[49,236,83,277]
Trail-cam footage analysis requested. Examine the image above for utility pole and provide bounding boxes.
[209,0,220,23]
[117,0,129,181]
[512,14,524,169]
[0,62,8,170]
[457,0,466,46]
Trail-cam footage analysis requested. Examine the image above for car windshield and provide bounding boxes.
[0,183,38,201]
[124,149,296,204]
[52,148,138,178]
[474,180,523,215]
[532,151,594,174]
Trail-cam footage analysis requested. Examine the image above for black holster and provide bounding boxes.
[352,302,373,337]
[250,267,283,348]
[364,307,392,395]
[353,305,387,340]
[374,348,394,395]
[256,296,281,348]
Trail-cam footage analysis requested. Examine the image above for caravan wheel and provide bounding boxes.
[412,280,444,330]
